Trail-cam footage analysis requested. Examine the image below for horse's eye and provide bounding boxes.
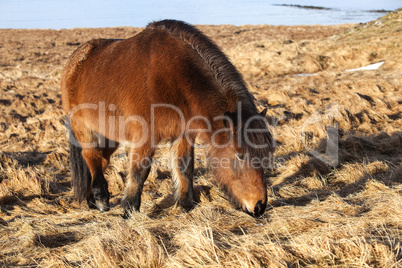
[235,153,245,161]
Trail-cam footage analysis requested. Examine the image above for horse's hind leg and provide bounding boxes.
[82,147,110,211]
[86,138,119,211]
[171,138,196,211]
[121,146,154,218]
[70,120,111,211]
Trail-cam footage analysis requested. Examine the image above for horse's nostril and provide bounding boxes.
[253,200,266,217]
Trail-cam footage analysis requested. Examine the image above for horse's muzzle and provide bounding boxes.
[244,200,266,217]
[253,200,266,217]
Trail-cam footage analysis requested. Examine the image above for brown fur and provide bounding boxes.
[61,20,274,217]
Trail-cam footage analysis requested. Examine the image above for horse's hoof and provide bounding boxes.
[122,211,131,219]
[87,196,110,212]
[87,195,97,210]
[95,200,110,212]
[178,198,196,212]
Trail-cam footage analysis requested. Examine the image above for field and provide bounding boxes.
[1,9,401,267]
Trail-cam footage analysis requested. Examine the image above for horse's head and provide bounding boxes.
[210,108,273,217]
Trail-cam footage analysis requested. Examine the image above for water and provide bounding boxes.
[0,0,400,29]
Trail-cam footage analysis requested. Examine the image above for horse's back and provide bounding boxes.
[61,27,224,144]
[62,27,220,113]
[61,38,121,111]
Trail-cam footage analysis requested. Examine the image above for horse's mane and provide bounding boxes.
[147,20,257,114]
[147,20,273,159]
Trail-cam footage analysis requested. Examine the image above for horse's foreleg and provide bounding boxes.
[101,138,119,172]
[121,147,153,218]
[171,138,196,211]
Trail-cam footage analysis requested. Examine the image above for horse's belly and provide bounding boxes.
[75,102,189,147]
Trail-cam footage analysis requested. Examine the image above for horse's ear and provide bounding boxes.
[224,111,232,118]
[223,111,236,131]
[260,108,267,117]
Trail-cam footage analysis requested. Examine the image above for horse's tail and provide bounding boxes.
[66,118,91,203]
[147,20,257,113]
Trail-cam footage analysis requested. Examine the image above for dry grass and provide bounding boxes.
[1,9,401,267]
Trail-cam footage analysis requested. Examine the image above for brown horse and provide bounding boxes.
[61,20,274,218]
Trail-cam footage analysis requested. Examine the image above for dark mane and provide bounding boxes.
[147,20,273,159]
[147,20,257,114]
[240,109,274,161]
